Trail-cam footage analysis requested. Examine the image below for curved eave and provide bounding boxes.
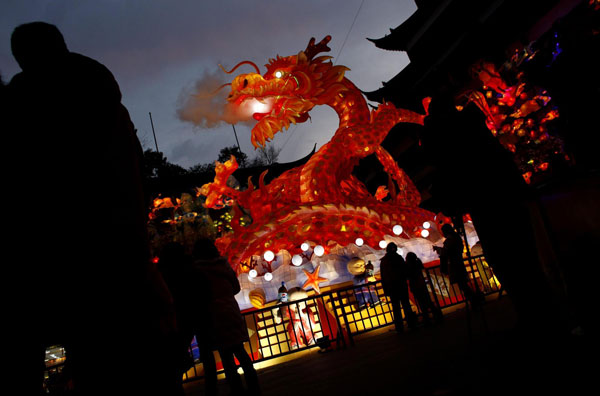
[366,36,408,52]
[366,4,433,52]
[234,143,317,184]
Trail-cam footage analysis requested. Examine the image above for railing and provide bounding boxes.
[182,254,501,382]
[40,255,501,387]
[424,254,502,308]
[182,291,347,381]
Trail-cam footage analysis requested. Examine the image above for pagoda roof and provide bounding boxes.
[367,0,445,53]
[365,0,565,105]
[360,0,587,212]
[365,62,422,108]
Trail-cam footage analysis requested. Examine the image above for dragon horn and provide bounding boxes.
[219,61,261,74]
[303,36,332,61]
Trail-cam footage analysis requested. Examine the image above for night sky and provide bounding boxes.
[1,0,416,168]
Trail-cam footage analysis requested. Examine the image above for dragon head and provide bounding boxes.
[224,36,349,148]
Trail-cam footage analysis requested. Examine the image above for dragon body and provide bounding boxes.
[200,36,442,273]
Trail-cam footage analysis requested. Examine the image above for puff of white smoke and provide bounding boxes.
[177,69,253,128]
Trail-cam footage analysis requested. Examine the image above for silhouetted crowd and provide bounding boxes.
[380,243,448,332]
[157,240,261,396]
[3,22,260,396]
[0,22,477,396]
[6,13,589,396]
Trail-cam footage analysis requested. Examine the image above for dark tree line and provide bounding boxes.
[142,144,280,205]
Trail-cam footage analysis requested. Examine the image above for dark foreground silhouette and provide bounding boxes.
[6,22,179,395]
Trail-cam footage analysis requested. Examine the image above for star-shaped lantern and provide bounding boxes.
[302,265,328,294]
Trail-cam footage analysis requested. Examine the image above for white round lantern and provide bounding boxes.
[291,254,303,266]
[379,240,388,249]
[301,242,310,252]
[355,238,364,246]
[421,229,430,238]
[263,272,273,281]
[313,245,325,257]
[392,225,403,235]
[263,250,275,262]
[423,221,431,229]
[248,269,257,278]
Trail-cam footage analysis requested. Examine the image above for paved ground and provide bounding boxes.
[183,296,592,395]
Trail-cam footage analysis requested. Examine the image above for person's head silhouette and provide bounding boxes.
[386,242,398,254]
[11,22,68,72]
[441,224,456,238]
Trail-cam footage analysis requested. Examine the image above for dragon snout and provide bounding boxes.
[226,83,245,99]
[232,73,263,89]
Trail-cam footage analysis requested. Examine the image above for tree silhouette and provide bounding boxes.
[188,162,215,176]
[253,144,281,166]
[142,143,285,205]
[143,149,193,205]
[218,145,248,167]
[143,149,187,180]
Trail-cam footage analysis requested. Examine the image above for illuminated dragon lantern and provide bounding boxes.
[200,36,446,273]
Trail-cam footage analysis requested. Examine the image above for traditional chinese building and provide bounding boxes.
[361,0,599,333]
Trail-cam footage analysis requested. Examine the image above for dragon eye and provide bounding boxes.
[274,71,283,78]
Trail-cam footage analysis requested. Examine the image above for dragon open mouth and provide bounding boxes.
[235,92,311,147]
[252,111,270,121]
[226,72,315,147]
[248,97,275,121]
[249,97,308,122]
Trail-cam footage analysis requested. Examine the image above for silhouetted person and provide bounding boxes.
[406,252,443,324]
[6,22,176,395]
[194,238,261,396]
[434,224,481,308]
[380,243,417,331]
[420,88,562,332]
[157,242,213,395]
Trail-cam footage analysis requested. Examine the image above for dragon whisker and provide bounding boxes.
[219,60,261,75]
[193,83,232,99]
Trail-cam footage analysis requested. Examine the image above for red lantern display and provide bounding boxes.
[199,36,437,271]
